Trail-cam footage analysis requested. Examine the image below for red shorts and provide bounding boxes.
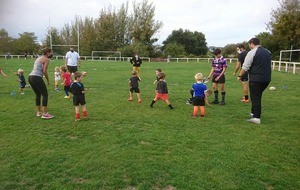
[155,93,169,101]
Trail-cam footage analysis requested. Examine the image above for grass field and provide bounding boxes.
[0,58,299,190]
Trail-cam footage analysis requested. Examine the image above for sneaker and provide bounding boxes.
[210,100,219,104]
[75,119,80,121]
[64,96,70,99]
[36,112,42,117]
[150,105,153,108]
[247,118,261,124]
[21,92,25,95]
[219,101,225,105]
[41,113,54,119]
[241,99,250,103]
[138,99,142,103]
[186,100,192,105]
[128,98,133,101]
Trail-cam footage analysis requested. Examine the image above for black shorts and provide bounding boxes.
[212,75,225,83]
[130,87,140,93]
[241,72,249,82]
[73,94,86,106]
[192,96,205,106]
[67,65,78,73]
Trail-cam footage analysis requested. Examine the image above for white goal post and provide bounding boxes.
[91,51,121,61]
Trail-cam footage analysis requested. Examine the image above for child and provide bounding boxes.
[207,48,227,105]
[70,72,87,121]
[150,72,174,109]
[54,66,61,91]
[128,71,142,103]
[60,65,72,99]
[191,73,209,117]
[12,69,26,94]
[153,69,162,84]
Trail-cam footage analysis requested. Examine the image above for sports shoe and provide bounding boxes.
[36,112,42,117]
[21,92,25,95]
[75,119,80,121]
[138,99,142,103]
[210,100,219,104]
[128,98,133,101]
[64,96,70,99]
[219,101,225,105]
[41,113,54,119]
[247,118,261,124]
[186,100,192,105]
[241,99,250,103]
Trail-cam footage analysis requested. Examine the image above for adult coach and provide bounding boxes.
[238,38,272,124]
[28,47,54,119]
[65,47,80,74]
[130,53,142,79]
[233,44,249,103]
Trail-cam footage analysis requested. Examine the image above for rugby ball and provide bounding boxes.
[269,86,276,91]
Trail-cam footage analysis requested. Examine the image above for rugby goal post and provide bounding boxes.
[91,51,121,61]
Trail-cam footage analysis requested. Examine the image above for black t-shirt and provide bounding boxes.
[157,80,168,94]
[238,50,248,66]
[130,76,140,88]
[70,82,84,95]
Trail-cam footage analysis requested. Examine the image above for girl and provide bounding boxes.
[60,65,72,99]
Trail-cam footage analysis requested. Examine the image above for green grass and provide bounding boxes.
[0,58,299,190]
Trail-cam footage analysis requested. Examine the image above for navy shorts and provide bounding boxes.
[192,96,205,106]
[73,94,86,106]
[212,75,225,83]
[130,87,140,93]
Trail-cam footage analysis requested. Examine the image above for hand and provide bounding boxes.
[237,76,241,81]
[215,76,220,81]
[47,81,50,85]
[233,72,236,76]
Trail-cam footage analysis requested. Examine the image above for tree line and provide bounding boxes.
[0,0,299,60]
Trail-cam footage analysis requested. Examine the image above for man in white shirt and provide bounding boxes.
[65,47,80,74]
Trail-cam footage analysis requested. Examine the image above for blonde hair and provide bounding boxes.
[194,73,203,81]
[55,66,60,72]
[17,69,24,74]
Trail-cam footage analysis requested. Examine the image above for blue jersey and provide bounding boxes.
[212,56,227,76]
[192,83,207,97]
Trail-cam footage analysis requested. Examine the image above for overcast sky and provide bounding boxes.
[0,0,280,47]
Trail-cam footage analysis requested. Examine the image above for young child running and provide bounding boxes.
[128,70,142,103]
[191,73,208,117]
[60,65,72,99]
[12,69,26,94]
[153,68,162,84]
[54,66,61,91]
[150,72,174,109]
[70,72,87,121]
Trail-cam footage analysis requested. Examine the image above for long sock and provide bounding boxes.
[83,111,87,117]
[245,95,249,100]
[221,92,226,102]
[214,90,219,101]
[200,106,205,117]
[150,100,156,106]
[76,113,80,120]
[168,104,174,109]
[193,106,198,116]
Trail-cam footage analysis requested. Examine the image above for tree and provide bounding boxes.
[13,32,40,55]
[268,0,300,49]
[0,28,13,54]
[163,28,208,56]
[164,42,186,57]
[129,0,163,56]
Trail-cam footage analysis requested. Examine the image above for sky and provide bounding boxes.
[0,0,280,47]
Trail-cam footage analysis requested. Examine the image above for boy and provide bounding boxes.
[128,70,142,103]
[207,48,227,105]
[150,72,174,109]
[191,73,209,117]
[12,69,26,94]
[70,72,87,121]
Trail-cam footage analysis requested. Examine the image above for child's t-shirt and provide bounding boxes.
[62,72,72,86]
[192,83,207,98]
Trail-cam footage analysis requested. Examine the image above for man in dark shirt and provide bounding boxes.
[238,38,272,124]
[130,53,142,79]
